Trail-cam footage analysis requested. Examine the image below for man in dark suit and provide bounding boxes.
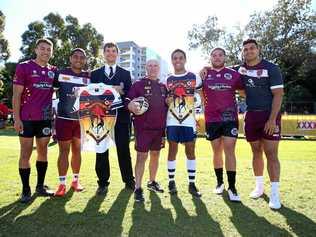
[91,42,135,194]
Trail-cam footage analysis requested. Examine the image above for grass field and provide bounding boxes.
[0,127,316,237]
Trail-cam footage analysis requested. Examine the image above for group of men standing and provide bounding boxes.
[12,38,283,210]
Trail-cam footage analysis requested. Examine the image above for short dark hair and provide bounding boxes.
[70,48,86,57]
[211,47,226,56]
[35,38,53,48]
[103,42,119,53]
[171,49,186,59]
[242,39,259,47]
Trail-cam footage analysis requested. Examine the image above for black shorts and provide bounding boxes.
[19,120,52,138]
[205,121,238,141]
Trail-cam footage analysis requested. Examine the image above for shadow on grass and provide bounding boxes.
[262,194,316,236]
[222,191,290,237]
[129,191,174,237]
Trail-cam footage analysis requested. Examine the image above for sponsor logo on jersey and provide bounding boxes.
[208,83,232,91]
[246,79,255,88]
[33,82,53,89]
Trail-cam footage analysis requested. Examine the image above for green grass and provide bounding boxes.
[0,128,316,237]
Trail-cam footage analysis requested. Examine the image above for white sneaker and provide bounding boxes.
[228,188,241,202]
[213,183,224,194]
[249,188,264,199]
[269,192,281,209]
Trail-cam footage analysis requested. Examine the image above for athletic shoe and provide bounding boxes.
[188,183,202,198]
[134,188,144,202]
[249,188,264,199]
[213,183,225,194]
[36,185,54,196]
[168,181,177,195]
[269,192,281,210]
[71,180,84,192]
[228,187,241,202]
[54,184,66,197]
[96,185,108,195]
[20,190,31,204]
[147,181,164,193]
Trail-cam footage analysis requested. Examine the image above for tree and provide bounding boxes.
[20,13,104,69]
[187,0,316,100]
[0,11,10,62]
[0,62,17,107]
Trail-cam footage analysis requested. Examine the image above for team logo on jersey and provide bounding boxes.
[42,127,51,136]
[231,128,238,136]
[48,71,55,79]
[224,73,232,80]
[238,67,247,75]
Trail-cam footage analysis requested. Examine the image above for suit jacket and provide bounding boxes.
[91,65,132,124]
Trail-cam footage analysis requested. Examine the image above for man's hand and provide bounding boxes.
[165,96,173,106]
[113,85,124,95]
[128,101,141,115]
[264,118,277,136]
[14,119,23,133]
[199,67,209,80]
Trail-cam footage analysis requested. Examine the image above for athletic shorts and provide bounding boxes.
[134,129,165,152]
[244,111,281,142]
[55,117,81,141]
[166,126,196,143]
[19,120,52,138]
[205,121,238,141]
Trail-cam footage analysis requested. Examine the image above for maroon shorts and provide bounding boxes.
[55,117,81,141]
[134,129,165,152]
[244,111,281,142]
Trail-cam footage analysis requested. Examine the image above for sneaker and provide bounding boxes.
[228,187,241,202]
[36,185,54,196]
[168,181,177,195]
[54,184,66,197]
[96,185,108,195]
[71,180,84,192]
[188,183,202,198]
[249,187,264,199]
[213,183,225,195]
[147,181,164,193]
[20,189,31,204]
[134,188,144,202]
[269,192,281,209]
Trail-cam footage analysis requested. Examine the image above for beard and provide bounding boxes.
[211,62,225,69]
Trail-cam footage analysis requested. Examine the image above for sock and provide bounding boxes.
[59,176,66,185]
[255,176,264,190]
[168,160,176,182]
[227,171,236,190]
[73,174,79,182]
[36,161,48,187]
[271,182,279,193]
[214,168,223,186]
[19,168,31,194]
[186,159,196,184]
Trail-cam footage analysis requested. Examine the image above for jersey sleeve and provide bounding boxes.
[53,71,60,89]
[234,72,244,90]
[13,64,27,86]
[195,73,203,90]
[269,64,283,90]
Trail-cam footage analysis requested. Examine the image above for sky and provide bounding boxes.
[1,0,315,72]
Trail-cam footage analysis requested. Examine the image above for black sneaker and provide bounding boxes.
[134,188,144,202]
[189,183,202,198]
[147,181,164,193]
[96,185,108,195]
[168,181,177,195]
[35,185,54,196]
[20,189,31,204]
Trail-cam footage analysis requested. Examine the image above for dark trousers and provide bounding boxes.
[95,122,134,187]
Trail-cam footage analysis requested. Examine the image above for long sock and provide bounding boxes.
[214,168,223,185]
[59,176,66,185]
[227,171,236,190]
[187,159,196,184]
[271,182,279,194]
[36,161,48,187]
[255,176,264,190]
[168,160,176,182]
[19,168,31,194]
[73,174,79,182]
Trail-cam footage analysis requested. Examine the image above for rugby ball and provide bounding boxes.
[131,96,149,115]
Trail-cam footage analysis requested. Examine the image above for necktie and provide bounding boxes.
[109,66,114,78]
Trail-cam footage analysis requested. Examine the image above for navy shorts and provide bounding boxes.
[167,126,196,143]
[205,121,238,141]
[19,120,52,138]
